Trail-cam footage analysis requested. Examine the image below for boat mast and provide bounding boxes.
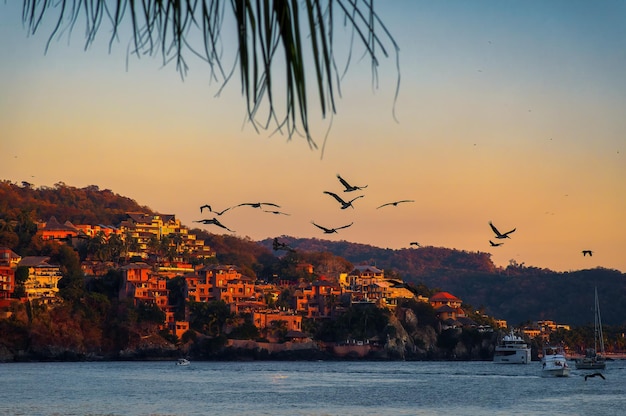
[595,287,605,355]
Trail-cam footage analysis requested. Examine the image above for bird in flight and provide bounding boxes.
[410,242,421,247]
[323,191,364,209]
[337,174,368,192]
[200,204,232,216]
[584,372,605,381]
[489,221,516,239]
[489,240,504,247]
[582,250,593,257]
[234,202,281,209]
[273,237,295,252]
[193,218,235,232]
[376,200,414,209]
[311,221,353,234]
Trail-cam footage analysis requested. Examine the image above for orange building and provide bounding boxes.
[36,216,79,241]
[218,276,257,305]
[429,291,465,321]
[119,262,169,310]
[253,310,302,333]
[18,256,63,302]
[202,265,258,304]
[74,224,121,239]
[0,247,20,304]
[168,320,190,339]
[0,266,15,303]
[294,280,342,318]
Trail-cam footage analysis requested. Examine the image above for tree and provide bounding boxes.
[12,266,30,299]
[137,303,166,324]
[20,1,398,154]
[188,300,232,336]
[14,209,37,252]
[268,319,288,342]
[228,313,260,340]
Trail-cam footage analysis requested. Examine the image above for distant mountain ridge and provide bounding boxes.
[259,237,626,327]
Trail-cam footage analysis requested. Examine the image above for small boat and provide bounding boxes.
[541,345,570,377]
[576,287,606,370]
[493,329,531,364]
[176,358,190,366]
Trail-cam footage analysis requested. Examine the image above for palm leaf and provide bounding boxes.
[20,0,399,152]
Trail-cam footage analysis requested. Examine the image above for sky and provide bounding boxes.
[1,1,625,273]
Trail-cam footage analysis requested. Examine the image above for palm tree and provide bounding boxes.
[20,1,398,154]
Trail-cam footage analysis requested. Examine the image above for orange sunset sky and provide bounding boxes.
[1,1,624,273]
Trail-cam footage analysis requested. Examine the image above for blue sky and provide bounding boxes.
[1,1,625,273]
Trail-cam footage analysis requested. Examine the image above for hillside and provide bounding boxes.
[2,180,625,327]
[259,237,626,327]
[0,180,154,225]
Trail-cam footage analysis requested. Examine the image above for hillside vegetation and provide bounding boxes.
[2,179,625,329]
[258,237,625,327]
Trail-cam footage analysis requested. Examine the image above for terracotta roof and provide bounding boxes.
[41,216,78,232]
[17,256,52,267]
[285,330,309,339]
[435,305,456,313]
[0,247,20,259]
[352,265,383,273]
[430,291,461,302]
[457,317,477,327]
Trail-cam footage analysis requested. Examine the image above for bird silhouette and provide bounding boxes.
[263,210,290,216]
[489,221,516,239]
[582,250,593,257]
[376,200,415,209]
[273,237,295,252]
[489,240,504,247]
[323,191,364,209]
[234,202,281,209]
[200,204,232,215]
[193,218,235,232]
[584,372,605,381]
[311,221,353,234]
[410,242,421,247]
[337,174,368,192]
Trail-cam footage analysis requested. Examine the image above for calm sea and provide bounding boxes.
[1,360,624,416]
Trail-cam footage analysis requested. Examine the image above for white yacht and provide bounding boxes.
[176,358,190,366]
[494,330,531,364]
[541,345,570,377]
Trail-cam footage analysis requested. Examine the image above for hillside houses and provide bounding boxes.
[119,213,214,260]
[5,211,516,342]
[340,265,424,306]
[18,256,63,303]
[36,216,80,241]
[0,247,20,305]
[0,248,64,306]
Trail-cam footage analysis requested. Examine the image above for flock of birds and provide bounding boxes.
[488,221,516,247]
[312,174,414,233]
[195,174,414,250]
[194,174,593,258]
[195,202,288,233]
[487,220,594,258]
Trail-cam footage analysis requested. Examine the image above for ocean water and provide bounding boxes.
[1,360,624,416]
